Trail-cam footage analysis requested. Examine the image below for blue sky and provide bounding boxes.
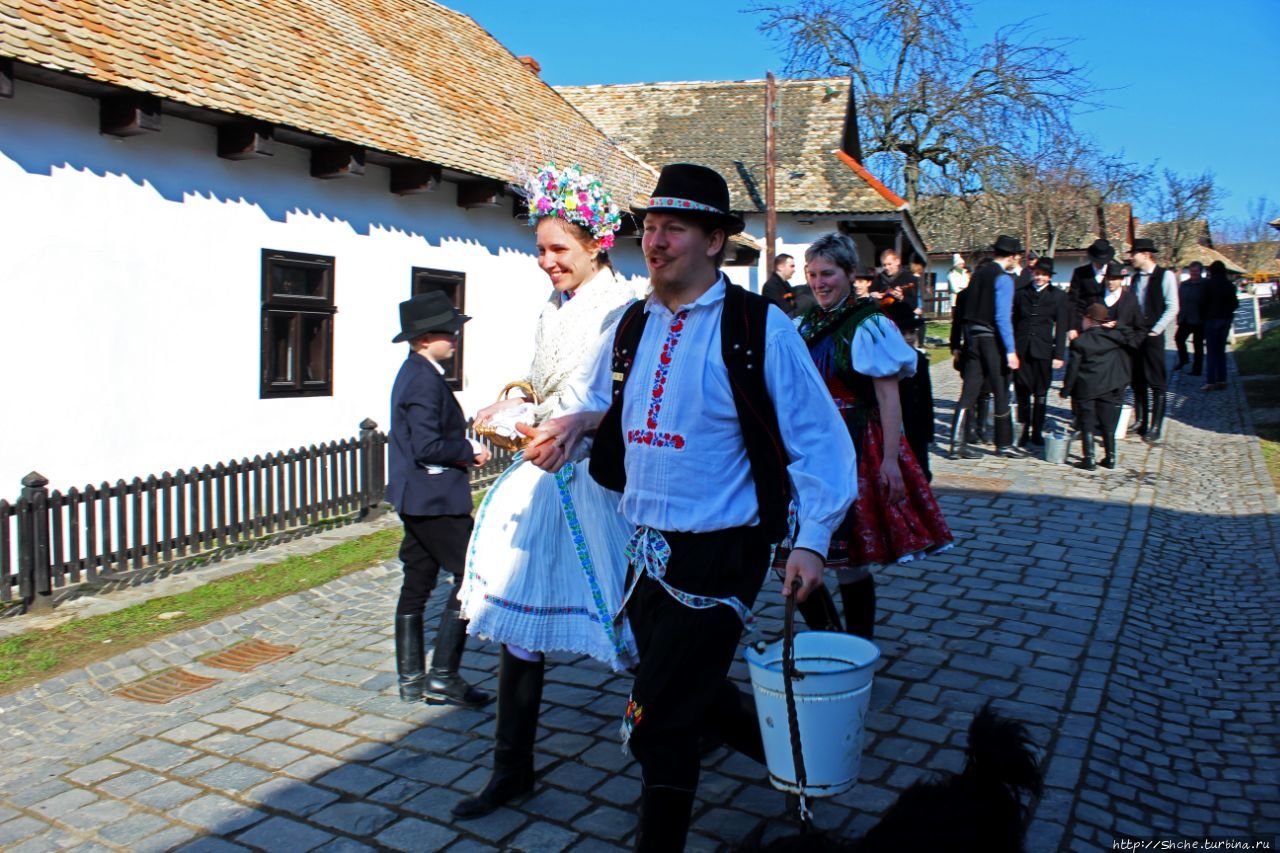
[448,0,1279,230]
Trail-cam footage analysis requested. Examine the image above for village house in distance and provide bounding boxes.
[558,77,928,291]
[0,0,655,492]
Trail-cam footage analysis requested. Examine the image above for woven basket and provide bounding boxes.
[474,381,539,452]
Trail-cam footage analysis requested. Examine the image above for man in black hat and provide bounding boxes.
[951,235,1023,459]
[1012,257,1069,447]
[761,253,798,316]
[386,292,492,709]
[1127,238,1180,443]
[518,163,855,852]
[1068,239,1116,336]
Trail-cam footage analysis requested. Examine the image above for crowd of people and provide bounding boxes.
[378,157,1241,850]
[947,236,1241,470]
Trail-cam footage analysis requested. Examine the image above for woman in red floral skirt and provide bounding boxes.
[773,232,952,639]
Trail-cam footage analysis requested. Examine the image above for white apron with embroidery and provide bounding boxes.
[459,269,639,670]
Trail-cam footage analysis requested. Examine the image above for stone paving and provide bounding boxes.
[0,351,1277,852]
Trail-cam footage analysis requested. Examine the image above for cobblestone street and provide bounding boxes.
[1,354,1276,853]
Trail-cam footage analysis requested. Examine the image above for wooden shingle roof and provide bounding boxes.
[0,0,653,197]
[557,78,906,216]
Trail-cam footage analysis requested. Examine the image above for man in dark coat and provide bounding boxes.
[872,248,922,345]
[948,275,991,452]
[387,292,491,708]
[952,235,1023,459]
[1127,238,1180,444]
[1068,239,1116,335]
[1061,303,1135,470]
[1100,262,1144,333]
[1012,257,1069,446]
[1175,261,1207,374]
[761,253,797,316]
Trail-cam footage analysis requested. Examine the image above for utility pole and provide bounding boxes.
[765,71,777,273]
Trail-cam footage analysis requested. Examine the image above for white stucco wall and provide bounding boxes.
[742,215,878,288]
[0,82,649,493]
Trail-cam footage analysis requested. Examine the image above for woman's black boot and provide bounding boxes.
[451,647,544,819]
[839,575,876,641]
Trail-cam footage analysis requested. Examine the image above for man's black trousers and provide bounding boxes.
[956,334,1013,448]
[626,525,770,792]
[1132,332,1169,395]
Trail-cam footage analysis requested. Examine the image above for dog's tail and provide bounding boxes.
[962,702,1043,821]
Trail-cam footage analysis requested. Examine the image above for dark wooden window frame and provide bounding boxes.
[260,249,337,399]
[411,267,466,391]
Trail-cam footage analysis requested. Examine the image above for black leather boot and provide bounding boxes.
[1145,394,1167,445]
[425,606,491,708]
[451,647,544,819]
[395,613,426,703]
[1016,390,1032,447]
[797,583,843,632]
[1031,396,1048,446]
[636,786,696,853]
[975,395,991,444]
[1100,431,1117,469]
[839,576,876,641]
[1075,431,1097,471]
[1132,392,1148,438]
[951,408,980,459]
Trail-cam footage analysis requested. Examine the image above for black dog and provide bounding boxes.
[748,702,1043,853]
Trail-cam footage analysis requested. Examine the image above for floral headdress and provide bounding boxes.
[520,162,622,249]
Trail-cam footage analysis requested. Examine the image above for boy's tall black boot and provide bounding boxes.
[1031,395,1048,446]
[1100,430,1117,469]
[395,613,426,702]
[451,648,544,819]
[425,602,491,708]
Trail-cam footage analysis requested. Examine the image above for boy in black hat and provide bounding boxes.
[1068,239,1115,336]
[386,292,491,708]
[520,163,856,851]
[1012,257,1069,447]
[951,235,1023,459]
[1061,302,1134,470]
[1127,238,1179,444]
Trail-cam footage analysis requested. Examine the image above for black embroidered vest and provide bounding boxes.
[589,282,791,542]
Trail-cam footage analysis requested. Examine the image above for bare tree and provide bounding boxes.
[1213,195,1280,274]
[751,0,1098,204]
[1143,169,1222,268]
[1087,150,1148,241]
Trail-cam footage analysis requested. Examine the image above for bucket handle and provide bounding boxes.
[783,579,813,827]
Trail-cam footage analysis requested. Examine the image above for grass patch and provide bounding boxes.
[0,526,404,694]
[1258,428,1280,492]
[925,320,952,343]
[1234,329,1280,377]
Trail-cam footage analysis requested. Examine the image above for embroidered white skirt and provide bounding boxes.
[459,456,638,671]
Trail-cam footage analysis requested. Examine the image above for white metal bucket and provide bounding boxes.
[745,631,879,797]
[1043,431,1070,464]
[1115,404,1133,440]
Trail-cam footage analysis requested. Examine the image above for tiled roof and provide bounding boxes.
[557,78,905,215]
[0,0,653,199]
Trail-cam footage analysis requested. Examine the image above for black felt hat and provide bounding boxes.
[635,163,745,235]
[392,292,470,343]
[1087,239,1115,262]
[1130,237,1158,255]
[1103,262,1127,278]
[1033,257,1055,275]
[991,234,1024,256]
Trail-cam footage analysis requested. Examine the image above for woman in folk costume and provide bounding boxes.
[453,163,638,819]
[773,232,953,639]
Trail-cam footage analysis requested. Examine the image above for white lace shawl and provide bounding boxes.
[525,268,636,423]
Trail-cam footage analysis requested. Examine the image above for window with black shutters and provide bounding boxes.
[261,250,336,398]
[411,267,466,391]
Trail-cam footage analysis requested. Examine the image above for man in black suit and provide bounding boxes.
[1013,257,1069,447]
[387,292,491,708]
[1068,239,1115,336]
[761,253,797,316]
[1100,262,1144,333]
[1127,238,1180,444]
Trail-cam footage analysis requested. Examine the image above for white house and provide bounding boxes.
[558,78,928,288]
[0,0,657,493]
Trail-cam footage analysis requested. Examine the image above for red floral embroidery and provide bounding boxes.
[627,310,688,450]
